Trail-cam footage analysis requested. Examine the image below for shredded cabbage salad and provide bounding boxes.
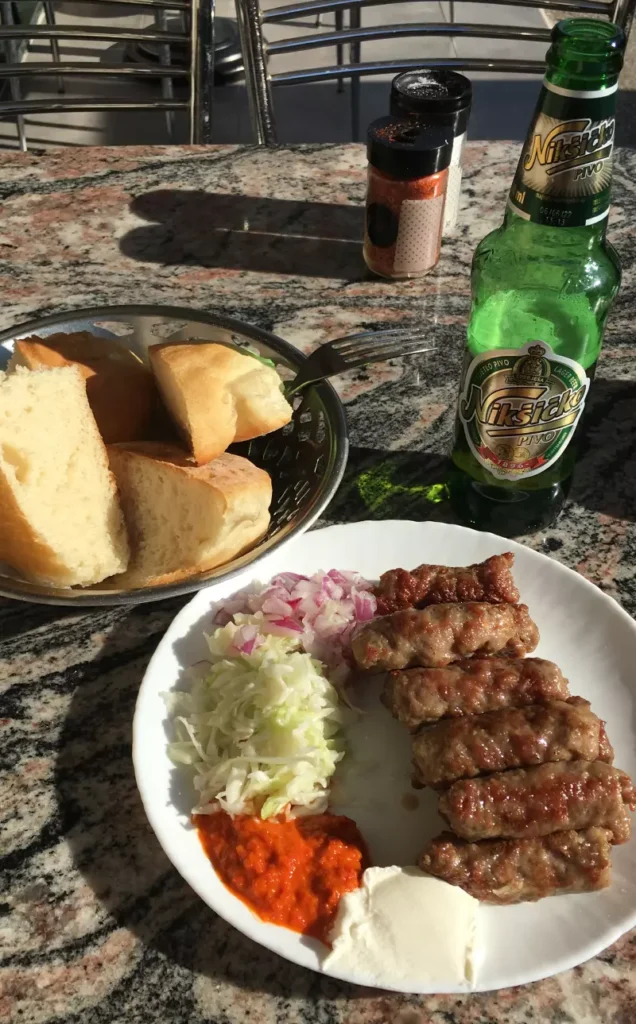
[166,570,376,819]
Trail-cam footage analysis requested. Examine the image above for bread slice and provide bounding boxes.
[107,442,272,587]
[148,343,293,464]
[0,366,130,587]
[9,331,156,444]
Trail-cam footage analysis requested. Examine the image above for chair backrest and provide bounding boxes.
[0,0,214,150]
[235,0,636,145]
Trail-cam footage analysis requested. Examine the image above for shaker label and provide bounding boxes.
[458,342,589,480]
[508,79,617,227]
[393,195,445,275]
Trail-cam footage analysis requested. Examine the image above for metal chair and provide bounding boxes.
[235,0,636,146]
[0,0,214,150]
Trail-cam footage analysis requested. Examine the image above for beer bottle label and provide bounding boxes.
[457,341,589,480]
[507,79,617,228]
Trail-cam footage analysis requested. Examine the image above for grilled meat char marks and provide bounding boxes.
[418,828,613,904]
[412,697,614,788]
[374,552,520,616]
[351,602,539,672]
[361,554,633,902]
[383,657,570,729]
[438,761,635,845]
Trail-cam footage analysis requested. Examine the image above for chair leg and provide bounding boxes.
[349,5,360,142]
[335,8,344,93]
[155,7,175,141]
[0,2,26,151]
[191,0,215,143]
[446,0,458,57]
[610,0,634,38]
[235,0,276,145]
[43,2,64,93]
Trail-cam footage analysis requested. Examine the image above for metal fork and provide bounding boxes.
[286,327,433,396]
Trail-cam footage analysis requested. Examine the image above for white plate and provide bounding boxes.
[133,520,636,993]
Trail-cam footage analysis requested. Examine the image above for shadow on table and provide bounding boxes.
[332,381,636,527]
[325,445,455,525]
[569,377,636,523]
[339,382,636,527]
[53,599,363,1004]
[119,190,366,280]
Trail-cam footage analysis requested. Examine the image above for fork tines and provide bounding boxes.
[338,338,432,367]
[333,328,429,353]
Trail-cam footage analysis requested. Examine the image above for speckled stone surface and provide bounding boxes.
[2,143,636,1023]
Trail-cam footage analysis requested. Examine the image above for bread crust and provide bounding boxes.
[148,343,292,464]
[10,332,156,444]
[107,441,272,587]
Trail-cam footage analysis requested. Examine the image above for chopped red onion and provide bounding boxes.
[214,569,376,681]
[231,623,264,655]
[353,589,376,621]
[262,595,294,617]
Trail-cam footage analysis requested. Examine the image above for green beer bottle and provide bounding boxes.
[449,18,625,536]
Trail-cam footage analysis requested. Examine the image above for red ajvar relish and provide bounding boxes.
[194,811,369,944]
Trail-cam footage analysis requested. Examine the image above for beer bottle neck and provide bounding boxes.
[544,18,624,92]
[506,18,624,230]
[502,202,608,243]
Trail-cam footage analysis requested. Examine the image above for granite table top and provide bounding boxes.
[1,142,636,1024]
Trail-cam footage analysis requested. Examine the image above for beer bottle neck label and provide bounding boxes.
[507,78,617,228]
[457,341,589,480]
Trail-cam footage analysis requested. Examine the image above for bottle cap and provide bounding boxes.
[390,70,472,136]
[367,117,453,180]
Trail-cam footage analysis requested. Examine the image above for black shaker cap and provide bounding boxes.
[390,70,472,135]
[367,117,453,180]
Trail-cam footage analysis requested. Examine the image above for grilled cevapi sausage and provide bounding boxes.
[351,602,539,672]
[382,657,569,729]
[418,828,613,904]
[438,761,635,845]
[374,552,519,616]
[411,698,614,788]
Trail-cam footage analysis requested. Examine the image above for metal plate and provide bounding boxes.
[0,304,348,606]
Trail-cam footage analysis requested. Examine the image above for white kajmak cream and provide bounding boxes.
[324,866,481,990]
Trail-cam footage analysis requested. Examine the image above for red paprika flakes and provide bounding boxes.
[363,118,452,280]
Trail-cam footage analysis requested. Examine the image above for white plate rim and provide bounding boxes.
[133,519,636,994]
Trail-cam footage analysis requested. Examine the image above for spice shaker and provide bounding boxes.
[390,70,472,235]
[363,117,452,280]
